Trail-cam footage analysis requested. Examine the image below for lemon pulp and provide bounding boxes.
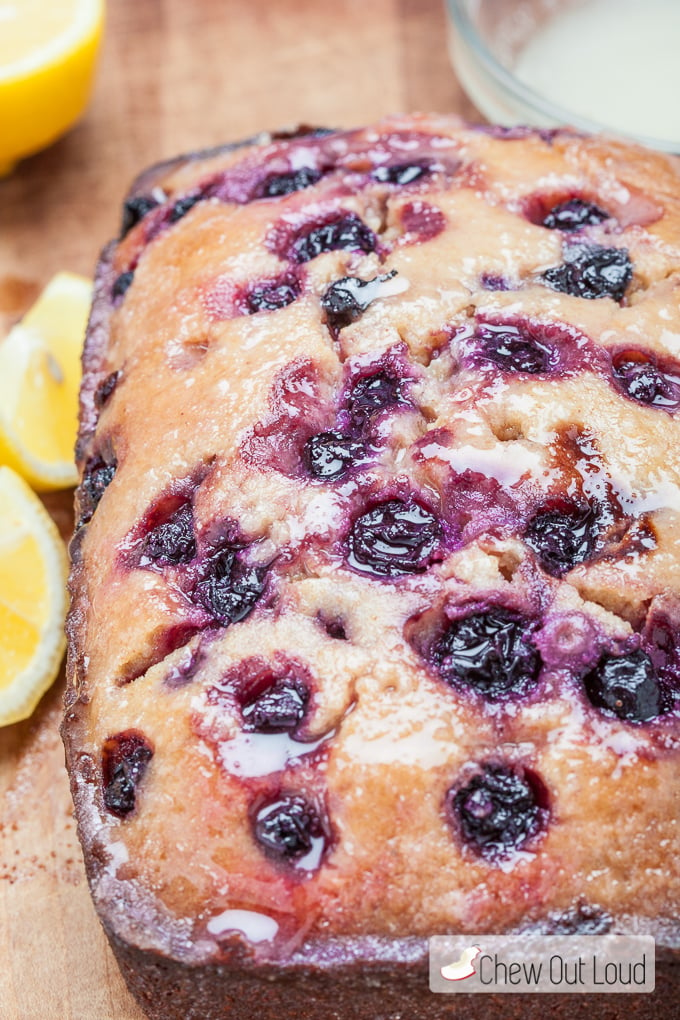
[0,466,68,726]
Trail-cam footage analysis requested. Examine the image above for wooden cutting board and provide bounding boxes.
[0,3,479,1016]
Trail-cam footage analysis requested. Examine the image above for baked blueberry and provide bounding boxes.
[169,193,202,223]
[102,731,153,818]
[94,371,120,410]
[259,167,323,197]
[289,213,377,263]
[372,163,431,185]
[112,271,134,302]
[253,795,325,861]
[346,370,407,429]
[542,199,609,231]
[244,276,300,314]
[191,545,268,624]
[141,501,196,566]
[450,763,548,859]
[541,244,632,302]
[322,271,397,333]
[524,500,599,576]
[611,350,680,411]
[347,498,442,577]
[434,608,542,699]
[304,430,362,480]
[79,455,116,525]
[241,677,309,733]
[583,650,668,721]
[120,195,159,237]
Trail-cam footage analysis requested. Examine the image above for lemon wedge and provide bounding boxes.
[0,0,104,175]
[0,466,68,727]
[0,271,92,491]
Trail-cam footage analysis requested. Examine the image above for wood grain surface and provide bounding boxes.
[0,3,480,1017]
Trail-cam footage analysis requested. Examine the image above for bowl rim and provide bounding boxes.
[446,0,679,154]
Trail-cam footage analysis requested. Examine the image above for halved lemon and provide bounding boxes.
[0,0,104,176]
[0,271,92,491]
[0,466,68,727]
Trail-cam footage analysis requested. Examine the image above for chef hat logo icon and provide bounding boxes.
[440,945,482,981]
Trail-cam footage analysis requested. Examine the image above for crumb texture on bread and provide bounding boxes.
[63,116,679,1004]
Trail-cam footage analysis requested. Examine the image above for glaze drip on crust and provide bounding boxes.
[63,116,680,1005]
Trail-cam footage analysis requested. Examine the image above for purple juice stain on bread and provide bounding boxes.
[611,348,680,411]
[463,317,601,377]
[399,199,446,242]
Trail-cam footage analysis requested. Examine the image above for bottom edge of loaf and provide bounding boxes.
[108,928,680,1020]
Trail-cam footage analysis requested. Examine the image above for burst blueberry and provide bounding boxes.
[347,497,442,577]
[102,731,153,818]
[346,369,407,429]
[525,500,599,576]
[141,501,196,566]
[289,213,377,263]
[583,650,668,721]
[434,609,542,699]
[304,430,362,480]
[541,244,632,301]
[241,678,309,733]
[191,544,268,624]
[450,763,547,860]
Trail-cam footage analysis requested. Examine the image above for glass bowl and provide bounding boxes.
[446,0,680,153]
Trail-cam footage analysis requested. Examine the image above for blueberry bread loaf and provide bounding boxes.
[63,115,680,1019]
